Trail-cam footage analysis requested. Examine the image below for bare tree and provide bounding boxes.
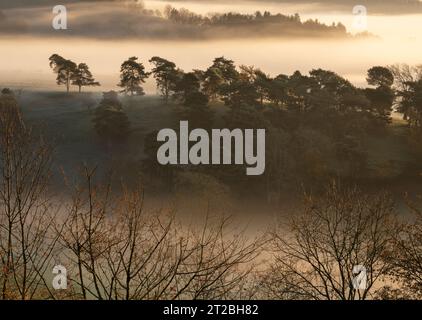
[57,167,264,300]
[0,90,58,300]
[262,183,396,300]
[387,198,422,299]
[388,64,422,92]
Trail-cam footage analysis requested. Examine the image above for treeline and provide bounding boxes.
[162,6,348,34]
[48,54,422,197]
[0,2,373,39]
[161,6,354,38]
[1,89,422,300]
[131,4,351,37]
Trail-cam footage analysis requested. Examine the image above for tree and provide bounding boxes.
[237,65,271,107]
[263,183,395,300]
[49,54,77,93]
[365,66,395,125]
[365,86,395,125]
[254,69,271,107]
[173,72,201,103]
[118,57,149,96]
[0,90,58,300]
[202,66,224,100]
[173,72,213,128]
[58,167,263,300]
[367,66,394,88]
[72,63,100,93]
[267,74,289,107]
[149,56,179,104]
[389,64,422,92]
[203,57,239,100]
[92,91,131,142]
[387,64,422,128]
[183,91,213,128]
[393,79,422,128]
[388,199,422,299]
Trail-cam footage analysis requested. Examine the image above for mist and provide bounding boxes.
[1,0,421,91]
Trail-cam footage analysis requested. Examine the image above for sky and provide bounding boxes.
[1,1,422,13]
[0,0,421,92]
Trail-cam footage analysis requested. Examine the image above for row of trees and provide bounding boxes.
[49,54,403,131]
[1,89,422,299]
[109,55,396,127]
[162,6,348,35]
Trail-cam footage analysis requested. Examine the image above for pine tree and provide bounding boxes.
[72,63,100,93]
[118,57,149,96]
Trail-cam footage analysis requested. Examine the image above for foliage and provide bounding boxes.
[72,63,100,93]
[92,91,131,142]
[118,57,149,96]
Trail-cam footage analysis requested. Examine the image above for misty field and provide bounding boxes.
[15,91,422,198]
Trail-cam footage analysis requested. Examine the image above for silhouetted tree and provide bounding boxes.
[92,91,131,142]
[118,57,149,96]
[388,198,422,299]
[0,91,57,300]
[72,63,100,93]
[398,80,422,128]
[367,66,394,88]
[389,64,422,92]
[203,57,239,100]
[267,74,289,107]
[263,183,395,300]
[363,66,395,125]
[174,72,201,103]
[173,72,213,128]
[202,66,224,100]
[49,54,77,93]
[149,56,180,104]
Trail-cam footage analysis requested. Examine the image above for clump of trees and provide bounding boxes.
[161,6,350,38]
[49,54,100,93]
[140,56,398,196]
[92,91,131,142]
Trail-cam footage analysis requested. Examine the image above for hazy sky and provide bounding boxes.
[0,0,421,92]
[2,0,422,13]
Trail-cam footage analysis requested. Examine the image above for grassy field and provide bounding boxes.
[18,92,178,181]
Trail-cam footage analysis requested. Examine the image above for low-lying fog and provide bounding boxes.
[1,1,421,91]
